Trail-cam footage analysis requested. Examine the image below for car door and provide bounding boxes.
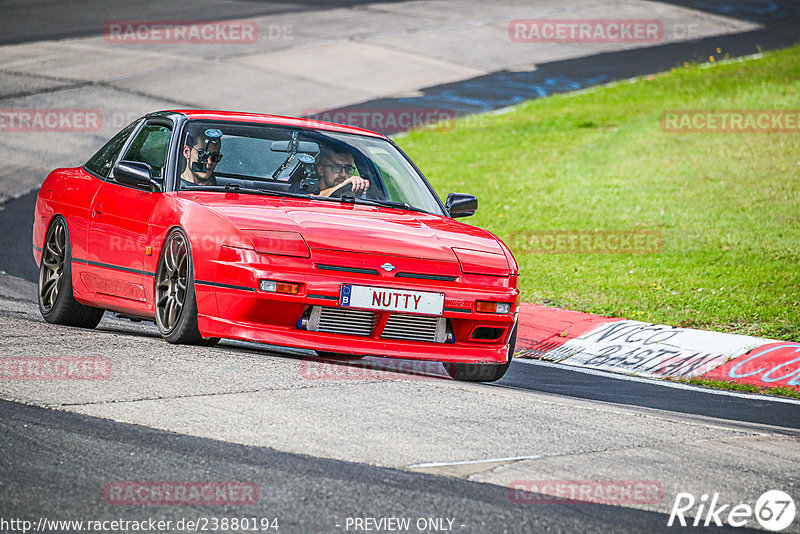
[85,119,172,309]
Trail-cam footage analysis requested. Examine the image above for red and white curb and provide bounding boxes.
[514,304,800,390]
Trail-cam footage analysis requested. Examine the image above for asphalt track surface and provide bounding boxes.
[0,399,765,534]
[502,361,800,429]
[0,190,38,281]
[0,0,406,46]
[2,1,800,533]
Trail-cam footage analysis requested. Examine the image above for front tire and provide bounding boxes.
[444,325,517,382]
[38,217,104,328]
[154,228,219,346]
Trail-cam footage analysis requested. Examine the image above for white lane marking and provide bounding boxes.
[513,358,800,406]
[408,455,541,469]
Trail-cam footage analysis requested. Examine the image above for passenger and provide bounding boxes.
[180,130,223,187]
[315,147,369,197]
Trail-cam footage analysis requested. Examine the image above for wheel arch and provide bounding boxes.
[34,211,66,268]
[153,224,220,323]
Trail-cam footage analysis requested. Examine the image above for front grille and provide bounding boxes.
[316,264,379,275]
[381,314,446,343]
[308,306,377,337]
[394,272,457,281]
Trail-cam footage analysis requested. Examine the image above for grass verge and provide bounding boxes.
[400,44,800,341]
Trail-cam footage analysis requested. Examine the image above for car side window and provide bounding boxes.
[120,123,172,178]
[84,121,140,179]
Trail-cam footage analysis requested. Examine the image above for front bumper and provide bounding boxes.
[195,248,518,364]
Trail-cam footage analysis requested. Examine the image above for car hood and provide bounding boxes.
[188,194,506,262]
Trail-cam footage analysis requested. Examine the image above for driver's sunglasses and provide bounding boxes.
[192,146,223,163]
[320,163,356,175]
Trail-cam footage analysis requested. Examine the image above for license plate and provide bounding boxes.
[339,284,444,316]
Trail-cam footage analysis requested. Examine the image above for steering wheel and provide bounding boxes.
[330,182,354,198]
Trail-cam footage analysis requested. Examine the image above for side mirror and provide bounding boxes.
[445,193,478,218]
[113,161,161,192]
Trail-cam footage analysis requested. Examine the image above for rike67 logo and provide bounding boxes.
[668,490,795,531]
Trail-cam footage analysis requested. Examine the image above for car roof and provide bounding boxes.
[165,109,386,139]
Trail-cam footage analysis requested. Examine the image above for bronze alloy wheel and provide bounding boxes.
[154,229,219,346]
[155,231,189,332]
[39,218,66,312]
[37,217,104,328]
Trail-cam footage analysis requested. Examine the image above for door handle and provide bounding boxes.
[92,205,102,218]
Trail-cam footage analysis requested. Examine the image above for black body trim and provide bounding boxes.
[395,272,457,281]
[72,257,155,277]
[309,293,339,301]
[316,264,380,275]
[195,280,256,292]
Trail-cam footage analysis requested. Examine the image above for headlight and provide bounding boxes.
[242,230,311,258]
[452,247,510,276]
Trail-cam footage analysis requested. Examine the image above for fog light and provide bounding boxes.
[260,279,300,294]
[260,280,276,292]
[476,301,511,314]
[471,327,505,341]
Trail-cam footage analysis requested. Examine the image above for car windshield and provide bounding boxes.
[177,121,445,215]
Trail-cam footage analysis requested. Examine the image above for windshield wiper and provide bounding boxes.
[181,186,430,213]
[336,195,430,214]
[181,184,310,200]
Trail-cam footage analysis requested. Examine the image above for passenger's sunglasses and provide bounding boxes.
[319,163,356,175]
[192,146,223,163]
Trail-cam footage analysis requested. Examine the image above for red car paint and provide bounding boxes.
[33,110,518,365]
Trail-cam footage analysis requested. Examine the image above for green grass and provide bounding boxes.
[676,377,800,399]
[399,44,800,341]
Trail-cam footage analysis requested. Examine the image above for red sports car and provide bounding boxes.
[33,110,519,381]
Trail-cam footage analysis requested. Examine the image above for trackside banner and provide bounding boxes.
[541,320,770,378]
[514,304,796,388]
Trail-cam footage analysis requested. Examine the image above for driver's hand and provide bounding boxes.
[338,176,370,195]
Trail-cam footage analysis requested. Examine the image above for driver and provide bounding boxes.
[180,131,222,187]
[316,147,369,197]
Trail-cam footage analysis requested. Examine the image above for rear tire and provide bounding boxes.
[154,228,220,346]
[444,325,517,382]
[38,217,104,328]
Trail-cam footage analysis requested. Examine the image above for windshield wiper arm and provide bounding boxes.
[181,184,310,200]
[341,196,429,214]
[181,186,428,212]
